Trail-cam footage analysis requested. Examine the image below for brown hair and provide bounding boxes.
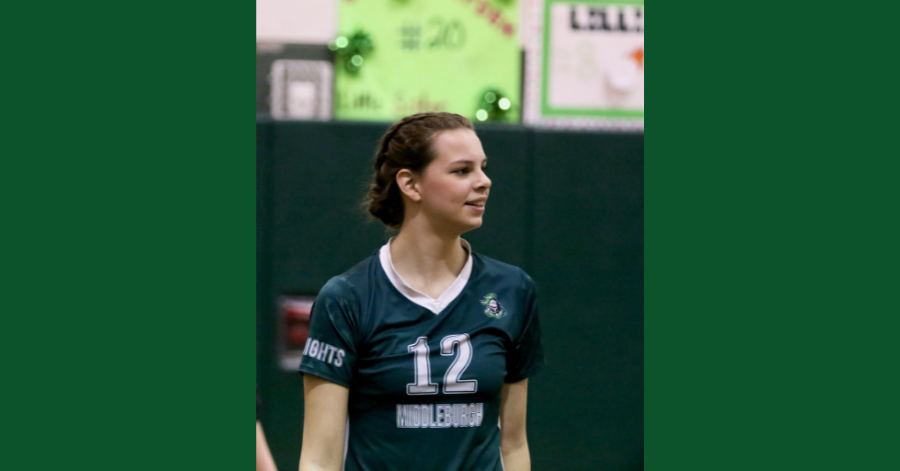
[365,112,474,229]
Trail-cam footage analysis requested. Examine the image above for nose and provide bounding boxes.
[477,167,491,191]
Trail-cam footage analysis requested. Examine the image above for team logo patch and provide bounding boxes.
[480,293,507,319]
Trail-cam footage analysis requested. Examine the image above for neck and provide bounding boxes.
[391,225,468,281]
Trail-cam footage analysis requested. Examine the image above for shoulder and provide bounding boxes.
[317,252,380,303]
[472,252,536,293]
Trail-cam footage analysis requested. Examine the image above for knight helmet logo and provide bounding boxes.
[480,293,507,319]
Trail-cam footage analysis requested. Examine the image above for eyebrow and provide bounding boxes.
[449,159,488,165]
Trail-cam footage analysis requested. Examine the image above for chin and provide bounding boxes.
[433,210,484,234]
[459,217,483,233]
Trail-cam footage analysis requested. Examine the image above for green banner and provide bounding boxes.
[335,0,521,122]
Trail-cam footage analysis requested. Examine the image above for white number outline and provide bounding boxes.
[441,333,478,394]
[406,336,439,395]
[406,334,477,396]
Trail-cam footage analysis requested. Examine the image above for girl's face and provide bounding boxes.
[417,128,491,234]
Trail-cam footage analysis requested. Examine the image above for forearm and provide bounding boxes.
[298,439,345,471]
[500,440,531,471]
[298,459,341,471]
[298,428,345,471]
[299,375,349,471]
[499,379,531,471]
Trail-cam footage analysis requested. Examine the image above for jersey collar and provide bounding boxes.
[379,237,473,315]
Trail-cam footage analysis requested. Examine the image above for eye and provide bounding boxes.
[453,168,471,175]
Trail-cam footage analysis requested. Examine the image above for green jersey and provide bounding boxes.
[299,239,545,471]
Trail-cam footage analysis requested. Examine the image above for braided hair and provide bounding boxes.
[365,112,474,229]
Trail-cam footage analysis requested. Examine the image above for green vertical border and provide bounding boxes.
[4,2,255,470]
[540,0,645,118]
[650,2,900,471]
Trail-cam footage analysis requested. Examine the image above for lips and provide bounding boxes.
[465,200,486,213]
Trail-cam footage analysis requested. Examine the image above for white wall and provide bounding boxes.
[256,0,337,43]
[256,0,529,47]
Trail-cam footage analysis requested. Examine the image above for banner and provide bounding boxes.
[335,0,521,122]
[525,0,644,130]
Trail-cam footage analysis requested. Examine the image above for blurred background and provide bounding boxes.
[257,0,643,469]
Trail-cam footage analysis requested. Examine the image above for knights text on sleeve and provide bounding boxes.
[298,276,360,388]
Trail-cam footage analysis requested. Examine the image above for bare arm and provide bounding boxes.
[499,379,531,471]
[256,421,279,471]
[298,374,350,471]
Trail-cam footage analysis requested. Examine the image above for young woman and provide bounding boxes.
[298,112,545,471]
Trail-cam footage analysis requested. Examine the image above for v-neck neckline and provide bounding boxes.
[378,237,473,315]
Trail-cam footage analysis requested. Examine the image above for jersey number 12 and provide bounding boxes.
[407,334,477,395]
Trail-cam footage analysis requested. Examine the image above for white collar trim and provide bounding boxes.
[379,237,473,315]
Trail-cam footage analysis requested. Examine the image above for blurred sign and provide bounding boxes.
[271,60,333,120]
[256,43,332,117]
[335,0,521,123]
[525,0,643,130]
[278,296,314,371]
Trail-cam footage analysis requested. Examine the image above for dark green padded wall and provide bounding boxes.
[257,120,272,388]
[530,131,644,470]
[257,121,643,470]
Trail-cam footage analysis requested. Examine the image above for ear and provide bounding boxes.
[396,169,422,203]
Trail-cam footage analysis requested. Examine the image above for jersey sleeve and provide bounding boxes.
[506,271,546,383]
[298,276,361,388]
